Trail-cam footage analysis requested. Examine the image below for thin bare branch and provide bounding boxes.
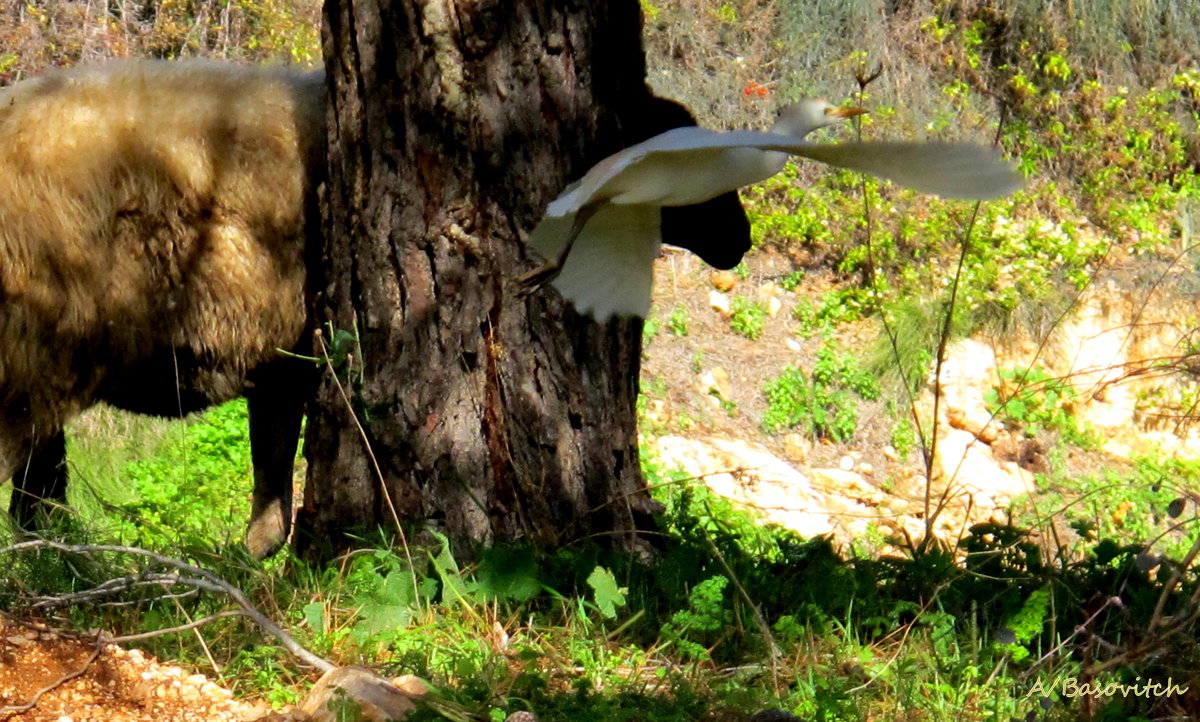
[105,610,245,644]
[0,540,335,673]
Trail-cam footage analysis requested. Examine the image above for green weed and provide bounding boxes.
[667,304,689,337]
[1028,453,1199,561]
[792,286,875,337]
[778,269,806,292]
[762,340,880,441]
[660,575,730,661]
[642,312,661,342]
[985,366,1094,446]
[728,297,767,339]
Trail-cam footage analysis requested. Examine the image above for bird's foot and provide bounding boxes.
[515,262,562,296]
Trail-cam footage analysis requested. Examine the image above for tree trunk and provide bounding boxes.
[297,1,662,559]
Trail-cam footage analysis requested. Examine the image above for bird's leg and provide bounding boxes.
[516,203,600,294]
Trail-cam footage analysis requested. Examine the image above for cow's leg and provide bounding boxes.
[9,430,69,530]
[244,366,306,559]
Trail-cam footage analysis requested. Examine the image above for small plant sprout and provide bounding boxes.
[668,305,690,336]
[729,297,768,339]
[520,99,1023,320]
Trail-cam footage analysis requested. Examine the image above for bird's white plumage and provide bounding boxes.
[527,99,1024,321]
[529,204,661,320]
[547,129,784,214]
[772,139,1024,200]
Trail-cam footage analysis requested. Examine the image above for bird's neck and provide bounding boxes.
[769,116,821,139]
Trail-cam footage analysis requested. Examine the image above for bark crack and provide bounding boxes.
[481,276,515,520]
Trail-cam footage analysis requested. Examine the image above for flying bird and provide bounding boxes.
[639,98,751,272]
[521,99,1024,321]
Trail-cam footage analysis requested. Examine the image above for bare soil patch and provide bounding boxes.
[0,615,269,722]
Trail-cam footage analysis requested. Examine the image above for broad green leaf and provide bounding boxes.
[586,565,627,619]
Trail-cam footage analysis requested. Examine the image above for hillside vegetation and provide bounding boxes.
[3,2,1200,721]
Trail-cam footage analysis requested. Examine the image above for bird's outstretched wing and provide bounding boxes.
[758,139,1024,200]
[527,125,1023,320]
[528,203,661,321]
[547,127,738,216]
[550,130,1021,216]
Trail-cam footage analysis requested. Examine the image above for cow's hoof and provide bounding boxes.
[246,504,288,559]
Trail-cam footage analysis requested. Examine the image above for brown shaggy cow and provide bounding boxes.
[0,59,323,557]
[0,59,751,559]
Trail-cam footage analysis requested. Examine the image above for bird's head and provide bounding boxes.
[770,99,867,139]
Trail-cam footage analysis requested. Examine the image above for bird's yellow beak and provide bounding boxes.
[827,105,868,118]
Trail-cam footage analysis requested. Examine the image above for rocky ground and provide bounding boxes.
[0,615,268,721]
[643,247,1043,550]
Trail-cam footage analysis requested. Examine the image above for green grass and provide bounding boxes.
[0,408,1196,721]
[667,304,690,337]
[59,401,257,552]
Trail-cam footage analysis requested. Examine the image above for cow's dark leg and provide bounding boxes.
[9,430,69,530]
[244,365,306,559]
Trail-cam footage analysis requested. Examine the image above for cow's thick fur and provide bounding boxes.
[0,59,323,557]
[0,60,752,558]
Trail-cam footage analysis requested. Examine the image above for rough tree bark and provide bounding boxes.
[297,1,666,558]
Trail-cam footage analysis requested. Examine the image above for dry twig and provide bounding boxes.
[0,539,336,673]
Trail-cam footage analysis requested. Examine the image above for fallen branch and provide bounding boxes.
[0,540,336,674]
[106,610,245,644]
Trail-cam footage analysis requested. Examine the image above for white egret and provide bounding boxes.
[521,99,1024,321]
[628,97,752,271]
